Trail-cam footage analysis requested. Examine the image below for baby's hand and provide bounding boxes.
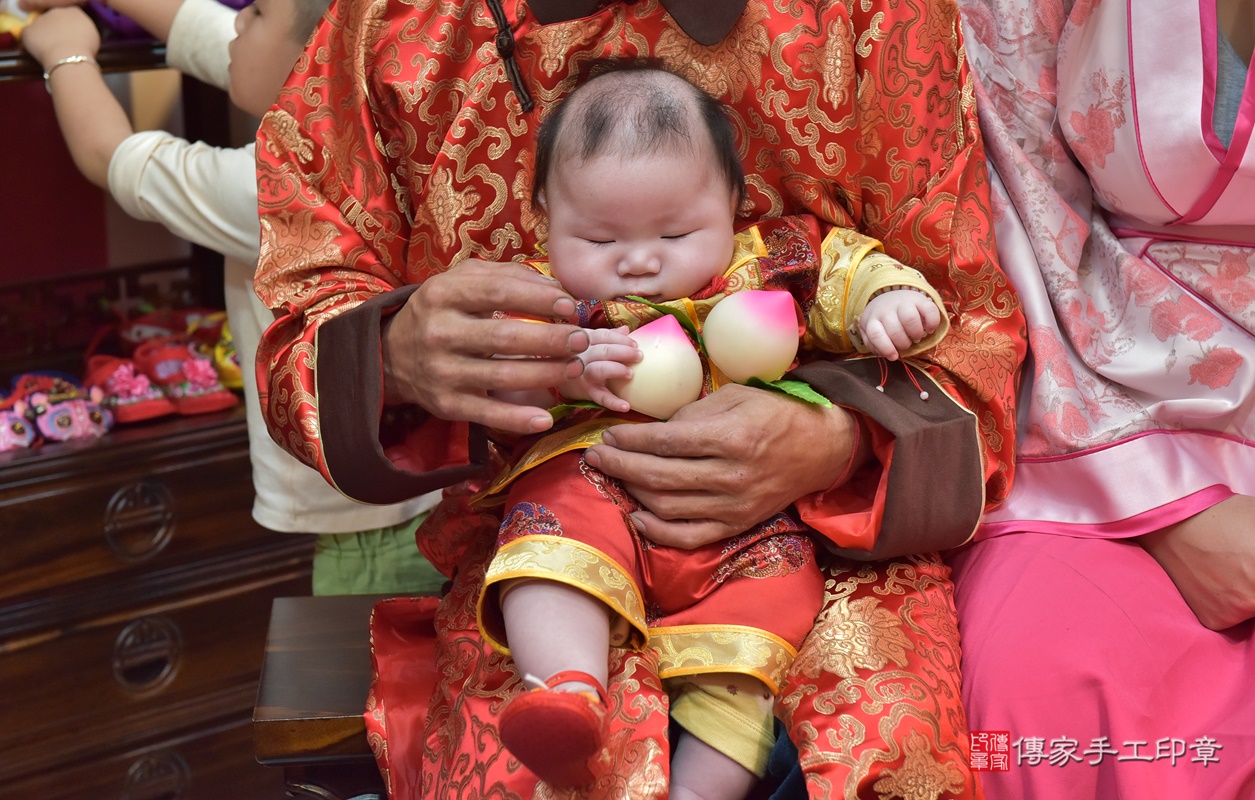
[559,326,640,412]
[858,289,941,361]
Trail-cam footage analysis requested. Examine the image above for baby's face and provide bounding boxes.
[542,150,739,302]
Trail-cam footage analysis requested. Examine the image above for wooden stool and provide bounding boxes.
[253,594,392,800]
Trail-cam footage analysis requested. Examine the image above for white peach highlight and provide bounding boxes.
[701,290,801,383]
[607,314,703,420]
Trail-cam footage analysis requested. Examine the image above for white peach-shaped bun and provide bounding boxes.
[607,314,703,420]
[701,290,801,383]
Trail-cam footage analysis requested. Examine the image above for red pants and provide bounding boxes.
[479,453,825,691]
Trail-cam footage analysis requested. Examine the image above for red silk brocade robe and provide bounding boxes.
[253,1,1026,798]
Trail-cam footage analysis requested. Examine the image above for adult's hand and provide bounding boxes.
[585,383,860,549]
[1138,493,1255,631]
[382,259,591,435]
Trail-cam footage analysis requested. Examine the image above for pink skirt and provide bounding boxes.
[947,533,1255,799]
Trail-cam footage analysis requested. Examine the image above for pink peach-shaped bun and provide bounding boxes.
[607,315,703,420]
[702,290,801,383]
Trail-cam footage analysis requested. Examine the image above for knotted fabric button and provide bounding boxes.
[496,30,514,58]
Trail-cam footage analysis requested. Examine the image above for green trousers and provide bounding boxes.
[311,512,446,596]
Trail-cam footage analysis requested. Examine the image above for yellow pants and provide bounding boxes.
[669,673,777,776]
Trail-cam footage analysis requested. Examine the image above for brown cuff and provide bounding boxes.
[317,285,489,504]
[789,358,984,560]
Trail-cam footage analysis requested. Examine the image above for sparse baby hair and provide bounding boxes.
[533,62,746,210]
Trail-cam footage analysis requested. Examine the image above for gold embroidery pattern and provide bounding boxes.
[262,4,1014,793]
[803,15,856,110]
[871,729,967,800]
[790,594,912,681]
[265,340,321,470]
[256,210,346,308]
[657,2,769,105]
[855,10,888,58]
[418,166,479,250]
[578,456,640,513]
[526,16,611,80]
[713,523,814,583]
[807,227,887,352]
[261,108,314,164]
[481,535,648,646]
[649,624,797,694]
[775,555,978,797]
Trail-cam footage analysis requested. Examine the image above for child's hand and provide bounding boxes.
[21,6,100,68]
[558,326,641,412]
[857,289,941,361]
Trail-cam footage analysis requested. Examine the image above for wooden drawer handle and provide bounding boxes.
[104,479,175,562]
[113,616,182,693]
[122,749,190,800]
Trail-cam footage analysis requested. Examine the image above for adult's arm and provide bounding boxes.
[121,0,252,257]
[1140,495,1255,630]
[111,0,252,259]
[253,0,589,502]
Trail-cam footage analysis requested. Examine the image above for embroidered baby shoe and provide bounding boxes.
[132,337,239,416]
[0,391,39,452]
[9,372,114,443]
[83,354,178,424]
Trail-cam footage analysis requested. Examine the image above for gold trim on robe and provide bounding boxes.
[807,227,951,357]
[479,534,650,653]
[471,416,637,505]
[480,534,801,692]
[649,624,798,694]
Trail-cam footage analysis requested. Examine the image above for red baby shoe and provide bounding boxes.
[117,308,224,354]
[132,337,239,416]
[498,670,608,788]
[84,354,178,424]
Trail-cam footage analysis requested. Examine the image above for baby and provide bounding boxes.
[476,64,947,798]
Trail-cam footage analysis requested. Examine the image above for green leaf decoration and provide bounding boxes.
[624,295,707,356]
[744,377,834,408]
[548,400,603,422]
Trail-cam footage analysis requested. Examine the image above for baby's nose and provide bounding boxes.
[618,248,662,275]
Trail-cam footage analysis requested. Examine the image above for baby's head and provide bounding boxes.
[534,65,747,303]
[227,0,332,118]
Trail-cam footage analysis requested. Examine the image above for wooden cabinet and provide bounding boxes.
[1,35,311,799]
[0,408,314,798]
